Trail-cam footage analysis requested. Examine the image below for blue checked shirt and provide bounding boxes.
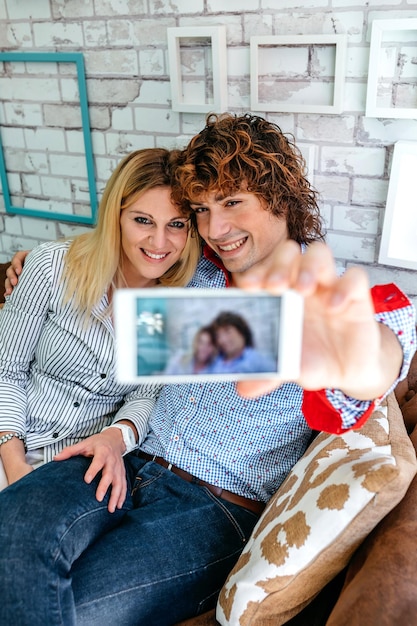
[141,249,417,503]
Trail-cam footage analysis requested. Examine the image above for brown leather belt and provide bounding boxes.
[138,451,265,516]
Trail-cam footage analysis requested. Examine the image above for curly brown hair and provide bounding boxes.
[212,311,254,348]
[171,113,325,244]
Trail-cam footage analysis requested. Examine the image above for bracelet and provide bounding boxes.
[0,432,26,449]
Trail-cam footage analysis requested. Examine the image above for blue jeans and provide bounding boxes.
[0,454,259,625]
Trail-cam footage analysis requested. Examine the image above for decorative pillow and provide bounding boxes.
[217,392,417,626]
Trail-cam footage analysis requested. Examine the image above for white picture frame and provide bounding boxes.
[167,26,227,113]
[366,18,417,119]
[378,140,417,270]
[297,143,316,185]
[250,34,347,114]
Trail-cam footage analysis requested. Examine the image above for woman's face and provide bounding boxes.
[119,186,189,287]
[194,331,216,364]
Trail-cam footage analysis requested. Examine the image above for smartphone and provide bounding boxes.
[113,287,303,383]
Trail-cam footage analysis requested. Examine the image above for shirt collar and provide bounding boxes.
[203,244,232,287]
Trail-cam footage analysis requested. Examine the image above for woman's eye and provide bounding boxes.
[135,216,152,225]
[169,221,186,229]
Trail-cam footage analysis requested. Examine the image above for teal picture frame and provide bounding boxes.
[0,51,97,224]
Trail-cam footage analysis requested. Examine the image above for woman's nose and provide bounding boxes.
[148,227,168,249]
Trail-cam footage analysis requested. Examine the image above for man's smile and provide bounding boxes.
[216,237,247,252]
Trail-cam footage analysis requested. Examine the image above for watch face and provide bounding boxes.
[126,428,136,445]
[121,425,136,448]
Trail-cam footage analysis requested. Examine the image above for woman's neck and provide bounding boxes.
[125,277,158,288]
[116,267,158,289]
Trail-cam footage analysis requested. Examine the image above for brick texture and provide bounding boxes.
[0,0,417,300]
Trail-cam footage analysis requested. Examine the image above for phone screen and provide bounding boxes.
[114,288,303,383]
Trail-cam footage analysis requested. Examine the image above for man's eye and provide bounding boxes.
[194,207,208,214]
[225,200,239,207]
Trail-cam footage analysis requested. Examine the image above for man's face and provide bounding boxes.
[215,325,246,360]
[189,190,288,287]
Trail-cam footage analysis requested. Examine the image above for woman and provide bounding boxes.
[0,148,201,507]
[164,325,217,375]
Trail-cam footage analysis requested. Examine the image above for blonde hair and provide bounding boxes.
[63,149,201,315]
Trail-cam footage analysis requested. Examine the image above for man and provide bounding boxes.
[0,113,415,626]
[210,311,276,374]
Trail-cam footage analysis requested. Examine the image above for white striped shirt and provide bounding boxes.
[0,240,160,462]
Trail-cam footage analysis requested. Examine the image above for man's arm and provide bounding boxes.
[237,241,416,424]
[4,250,29,296]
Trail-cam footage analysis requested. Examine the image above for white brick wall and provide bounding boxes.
[1,0,417,301]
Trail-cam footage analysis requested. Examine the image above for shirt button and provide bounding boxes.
[173,435,179,441]
[74,401,80,407]
[100,373,106,379]
[52,432,59,439]
[190,397,196,403]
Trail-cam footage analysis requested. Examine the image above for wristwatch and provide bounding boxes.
[103,423,137,455]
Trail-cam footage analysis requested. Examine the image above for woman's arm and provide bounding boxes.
[0,245,53,483]
[0,433,33,484]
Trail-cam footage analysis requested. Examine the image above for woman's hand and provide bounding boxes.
[55,429,128,513]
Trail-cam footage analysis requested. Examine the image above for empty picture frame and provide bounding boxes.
[0,51,97,224]
[297,143,316,185]
[167,25,227,113]
[250,34,347,114]
[378,140,417,269]
[366,18,417,119]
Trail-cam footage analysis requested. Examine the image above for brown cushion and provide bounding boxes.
[216,393,417,626]
[326,429,417,626]
[395,339,417,434]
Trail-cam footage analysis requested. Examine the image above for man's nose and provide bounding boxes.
[207,211,231,241]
